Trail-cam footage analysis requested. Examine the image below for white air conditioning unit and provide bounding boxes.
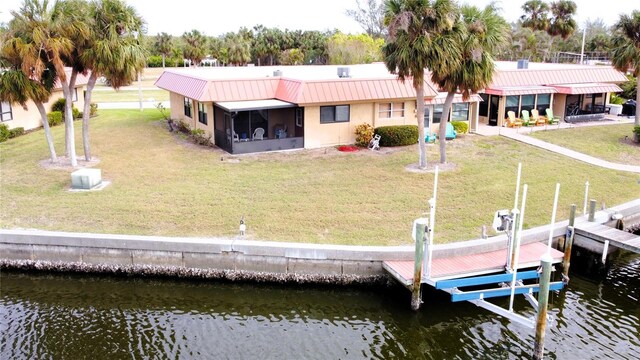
[71,168,102,190]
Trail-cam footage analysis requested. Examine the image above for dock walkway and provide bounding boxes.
[574,222,640,253]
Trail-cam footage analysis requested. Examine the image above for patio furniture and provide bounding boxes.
[425,129,436,143]
[368,134,381,151]
[253,127,265,140]
[505,111,522,128]
[445,123,457,140]
[545,108,560,125]
[521,110,535,127]
[226,129,240,143]
[530,109,546,126]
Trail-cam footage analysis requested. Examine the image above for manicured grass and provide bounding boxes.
[90,89,169,103]
[529,124,640,166]
[1,110,638,246]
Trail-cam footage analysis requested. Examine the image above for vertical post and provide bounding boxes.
[411,219,427,311]
[424,199,435,279]
[546,183,561,253]
[509,185,528,312]
[533,253,553,360]
[579,28,586,64]
[507,163,523,270]
[563,205,576,278]
[588,199,597,222]
[583,181,589,214]
[138,72,143,112]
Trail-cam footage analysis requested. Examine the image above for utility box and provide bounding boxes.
[71,168,102,190]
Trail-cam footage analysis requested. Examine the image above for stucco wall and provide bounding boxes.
[303,102,375,149]
[4,87,85,131]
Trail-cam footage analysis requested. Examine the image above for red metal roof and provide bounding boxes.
[483,86,557,96]
[490,67,627,87]
[155,71,209,101]
[549,83,623,95]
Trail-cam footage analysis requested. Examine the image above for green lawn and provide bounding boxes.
[90,89,169,103]
[1,110,638,246]
[529,124,640,166]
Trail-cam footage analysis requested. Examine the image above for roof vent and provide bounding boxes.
[337,67,351,78]
[517,59,529,69]
[273,70,282,77]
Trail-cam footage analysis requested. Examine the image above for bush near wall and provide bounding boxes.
[0,124,10,142]
[354,123,374,147]
[51,98,81,119]
[48,111,63,127]
[375,125,419,147]
[8,127,25,139]
[451,121,468,134]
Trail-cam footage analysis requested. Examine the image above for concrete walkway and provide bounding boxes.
[475,117,640,174]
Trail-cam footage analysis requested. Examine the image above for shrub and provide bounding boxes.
[147,55,164,68]
[374,125,418,147]
[190,128,212,146]
[621,75,637,100]
[609,94,625,105]
[451,121,468,134]
[90,103,98,116]
[354,123,374,147]
[0,124,9,142]
[51,98,81,119]
[8,127,25,139]
[47,111,63,126]
[175,120,190,134]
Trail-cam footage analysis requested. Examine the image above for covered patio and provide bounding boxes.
[213,99,305,154]
[550,83,623,123]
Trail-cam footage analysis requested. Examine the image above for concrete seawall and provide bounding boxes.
[1,199,636,283]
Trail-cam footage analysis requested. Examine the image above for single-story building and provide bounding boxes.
[479,61,627,127]
[155,63,481,154]
[1,71,89,131]
[155,62,626,154]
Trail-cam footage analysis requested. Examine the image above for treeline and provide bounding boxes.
[145,26,383,68]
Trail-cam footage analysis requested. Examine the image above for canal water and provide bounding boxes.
[1,252,638,359]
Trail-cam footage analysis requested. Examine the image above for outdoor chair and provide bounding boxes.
[530,109,547,126]
[368,134,381,151]
[425,129,436,143]
[521,110,535,127]
[444,123,457,140]
[253,127,265,140]
[545,108,560,125]
[505,111,523,128]
[226,129,240,143]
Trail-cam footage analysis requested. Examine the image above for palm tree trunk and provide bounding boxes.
[36,101,57,162]
[438,92,456,164]
[82,72,98,161]
[416,83,427,169]
[162,54,166,68]
[54,63,78,167]
[636,76,640,126]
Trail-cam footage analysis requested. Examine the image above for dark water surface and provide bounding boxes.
[1,252,638,359]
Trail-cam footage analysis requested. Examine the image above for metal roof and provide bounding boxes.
[426,93,483,104]
[483,86,557,96]
[216,99,296,112]
[490,67,627,87]
[549,83,623,95]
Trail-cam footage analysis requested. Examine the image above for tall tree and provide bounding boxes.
[0,57,58,162]
[346,0,386,38]
[611,10,640,126]
[154,32,173,68]
[327,32,383,65]
[225,32,251,66]
[383,0,461,169]
[548,0,577,40]
[79,0,146,161]
[182,29,206,66]
[432,3,509,164]
[520,0,550,32]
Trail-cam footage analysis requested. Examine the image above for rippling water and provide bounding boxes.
[1,252,638,359]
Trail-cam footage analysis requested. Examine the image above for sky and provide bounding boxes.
[0,0,636,36]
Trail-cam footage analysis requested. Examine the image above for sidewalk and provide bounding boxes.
[475,118,640,174]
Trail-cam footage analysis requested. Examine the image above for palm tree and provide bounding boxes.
[432,3,509,164]
[520,0,550,32]
[7,0,86,167]
[611,10,640,126]
[548,0,577,40]
[182,30,207,66]
[225,32,251,66]
[383,0,462,169]
[0,62,58,162]
[78,0,146,160]
[154,32,173,68]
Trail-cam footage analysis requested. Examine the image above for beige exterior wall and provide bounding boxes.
[193,101,214,138]
[3,86,85,130]
[372,100,416,128]
[303,102,375,149]
[553,94,567,120]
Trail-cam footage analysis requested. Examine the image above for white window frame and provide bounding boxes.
[378,102,405,118]
[0,102,13,121]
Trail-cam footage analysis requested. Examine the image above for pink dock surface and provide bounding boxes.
[383,242,564,286]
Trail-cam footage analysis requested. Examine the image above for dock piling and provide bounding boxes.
[533,253,553,360]
[411,219,427,311]
[562,205,576,279]
[588,199,597,222]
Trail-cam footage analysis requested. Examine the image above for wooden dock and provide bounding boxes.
[574,222,640,253]
[383,242,564,287]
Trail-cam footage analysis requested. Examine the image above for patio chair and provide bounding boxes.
[368,134,381,151]
[425,129,436,143]
[545,108,560,125]
[505,111,522,128]
[226,129,240,143]
[253,127,265,140]
[530,109,547,126]
[445,123,457,140]
[521,110,534,126]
